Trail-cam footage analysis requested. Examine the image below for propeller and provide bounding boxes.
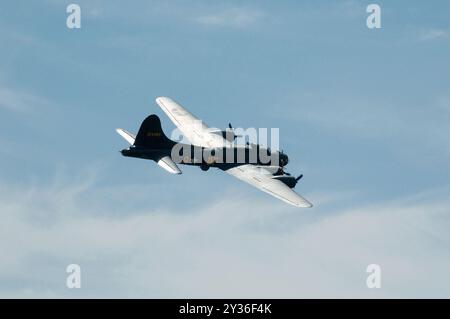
[296,174,303,182]
[227,122,242,140]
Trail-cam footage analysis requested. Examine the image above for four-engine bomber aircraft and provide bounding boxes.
[116,97,312,208]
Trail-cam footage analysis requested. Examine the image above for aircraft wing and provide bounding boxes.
[156,97,232,148]
[226,165,313,208]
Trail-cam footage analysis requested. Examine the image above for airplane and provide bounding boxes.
[116,97,312,208]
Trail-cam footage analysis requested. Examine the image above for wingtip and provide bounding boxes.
[295,200,313,208]
[155,96,170,104]
[302,201,314,208]
[297,204,313,208]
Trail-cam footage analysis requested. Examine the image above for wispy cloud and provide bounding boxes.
[418,28,448,41]
[0,170,449,298]
[0,87,50,113]
[195,6,265,29]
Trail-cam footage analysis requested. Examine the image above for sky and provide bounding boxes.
[0,0,449,298]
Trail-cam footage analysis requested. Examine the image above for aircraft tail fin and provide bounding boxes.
[134,114,175,149]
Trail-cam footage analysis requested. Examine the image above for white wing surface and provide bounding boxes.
[156,97,232,148]
[226,165,313,208]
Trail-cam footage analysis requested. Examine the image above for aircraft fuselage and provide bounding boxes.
[121,142,288,171]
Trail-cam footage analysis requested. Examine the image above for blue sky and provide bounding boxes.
[0,0,449,297]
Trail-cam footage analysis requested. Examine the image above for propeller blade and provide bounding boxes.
[228,123,232,129]
[296,174,303,181]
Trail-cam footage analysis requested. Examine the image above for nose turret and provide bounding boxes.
[280,153,289,167]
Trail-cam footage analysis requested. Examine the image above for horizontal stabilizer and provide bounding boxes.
[157,156,182,174]
[116,128,136,145]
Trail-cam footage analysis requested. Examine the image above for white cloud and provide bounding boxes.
[0,87,50,112]
[418,28,448,41]
[0,171,449,298]
[195,7,265,29]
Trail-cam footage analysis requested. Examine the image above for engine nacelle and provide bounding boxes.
[271,175,297,188]
[271,174,303,189]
